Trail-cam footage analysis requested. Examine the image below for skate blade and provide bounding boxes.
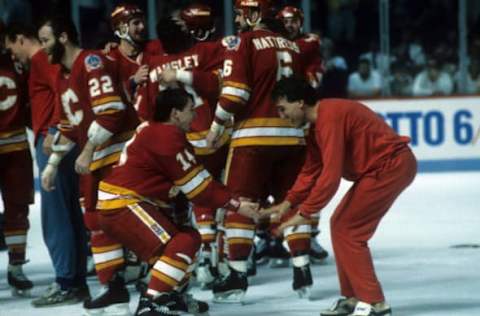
[269,259,290,268]
[11,288,32,298]
[83,303,131,316]
[295,286,312,299]
[213,290,246,304]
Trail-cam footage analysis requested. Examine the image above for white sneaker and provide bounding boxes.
[349,301,392,316]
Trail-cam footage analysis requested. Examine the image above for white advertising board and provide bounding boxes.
[363,97,480,172]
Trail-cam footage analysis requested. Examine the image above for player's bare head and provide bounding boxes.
[154,88,195,131]
[156,16,194,54]
[272,77,319,127]
[276,6,303,39]
[234,0,272,32]
[180,3,216,42]
[39,16,79,65]
[3,22,37,64]
[111,4,146,46]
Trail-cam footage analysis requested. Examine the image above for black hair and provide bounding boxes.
[156,17,193,54]
[41,16,79,45]
[358,58,371,66]
[271,77,319,106]
[4,22,38,42]
[153,88,194,122]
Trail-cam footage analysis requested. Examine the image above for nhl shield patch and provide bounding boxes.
[222,35,241,51]
[84,54,103,72]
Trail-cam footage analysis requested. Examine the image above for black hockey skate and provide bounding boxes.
[135,292,189,316]
[269,237,290,268]
[8,263,33,297]
[292,265,313,299]
[212,268,247,303]
[83,274,130,316]
[310,237,329,263]
[196,256,218,290]
[177,292,209,316]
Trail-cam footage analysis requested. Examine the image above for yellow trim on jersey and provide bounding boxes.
[228,238,254,245]
[91,244,123,253]
[95,258,125,271]
[97,181,171,210]
[186,176,212,199]
[236,117,297,129]
[285,233,311,242]
[99,181,139,197]
[92,96,122,107]
[174,165,203,186]
[160,256,189,271]
[89,152,121,171]
[225,222,256,230]
[230,136,305,147]
[188,131,230,156]
[223,81,251,91]
[222,94,245,104]
[0,142,29,154]
[151,270,178,287]
[0,128,25,138]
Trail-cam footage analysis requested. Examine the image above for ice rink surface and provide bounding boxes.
[1,171,479,316]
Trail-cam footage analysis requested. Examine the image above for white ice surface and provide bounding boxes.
[1,172,479,316]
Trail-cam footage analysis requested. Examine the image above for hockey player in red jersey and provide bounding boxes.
[276,5,324,89]
[136,11,231,289]
[265,77,417,316]
[37,16,139,315]
[204,0,312,302]
[108,4,149,103]
[96,88,259,316]
[0,37,34,297]
[276,5,329,264]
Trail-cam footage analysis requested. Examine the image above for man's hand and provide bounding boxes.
[259,200,291,222]
[42,133,54,155]
[159,68,178,86]
[41,164,58,191]
[206,121,225,149]
[133,65,149,85]
[237,201,260,222]
[274,213,310,237]
[75,142,95,174]
[102,42,119,54]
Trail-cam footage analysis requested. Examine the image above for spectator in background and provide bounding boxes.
[455,59,480,94]
[389,61,413,97]
[0,0,32,24]
[347,58,382,98]
[321,37,349,98]
[326,0,358,44]
[412,59,453,96]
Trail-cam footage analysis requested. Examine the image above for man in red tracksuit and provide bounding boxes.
[264,77,417,316]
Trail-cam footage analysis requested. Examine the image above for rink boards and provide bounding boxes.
[363,96,480,172]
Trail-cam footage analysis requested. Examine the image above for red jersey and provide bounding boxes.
[29,49,60,142]
[296,33,324,88]
[216,29,306,148]
[57,50,139,171]
[0,53,29,154]
[105,47,144,103]
[137,40,227,155]
[144,39,164,56]
[286,99,411,216]
[98,122,232,210]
